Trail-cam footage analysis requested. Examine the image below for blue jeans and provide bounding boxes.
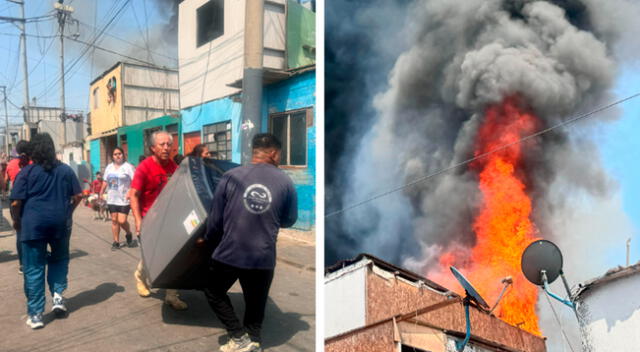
[21,236,70,316]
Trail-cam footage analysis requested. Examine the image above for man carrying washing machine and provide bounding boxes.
[202,133,298,352]
[130,130,188,310]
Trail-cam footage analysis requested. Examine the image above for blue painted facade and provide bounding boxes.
[89,139,101,179]
[181,97,243,164]
[263,70,316,230]
[178,70,316,231]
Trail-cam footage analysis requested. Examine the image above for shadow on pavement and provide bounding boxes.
[68,249,90,260]
[66,282,126,314]
[161,290,310,349]
[261,301,311,349]
[0,216,14,233]
[0,249,18,263]
[0,246,88,264]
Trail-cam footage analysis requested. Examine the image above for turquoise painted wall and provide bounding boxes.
[177,71,316,231]
[180,96,243,164]
[89,139,101,180]
[117,115,182,167]
[263,70,316,230]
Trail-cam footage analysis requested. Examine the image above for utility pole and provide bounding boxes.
[17,0,30,128]
[240,0,264,164]
[1,86,9,155]
[1,0,30,139]
[54,0,74,149]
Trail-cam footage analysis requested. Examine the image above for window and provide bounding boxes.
[203,121,232,160]
[93,88,99,109]
[270,109,310,166]
[197,0,224,47]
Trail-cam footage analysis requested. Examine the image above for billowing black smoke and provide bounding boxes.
[326,0,640,348]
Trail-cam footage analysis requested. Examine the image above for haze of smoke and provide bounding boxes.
[324,0,415,264]
[340,0,638,287]
[335,0,640,349]
[64,0,178,76]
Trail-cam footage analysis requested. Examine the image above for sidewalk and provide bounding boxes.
[0,205,315,352]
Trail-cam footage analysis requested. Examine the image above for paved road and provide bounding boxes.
[0,204,315,352]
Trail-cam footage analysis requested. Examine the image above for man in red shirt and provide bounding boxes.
[91,172,103,194]
[130,130,187,310]
[5,140,32,187]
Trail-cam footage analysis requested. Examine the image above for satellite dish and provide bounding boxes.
[450,266,489,309]
[450,266,490,351]
[521,240,563,286]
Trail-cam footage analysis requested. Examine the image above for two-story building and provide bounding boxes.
[86,62,179,174]
[178,0,316,230]
[23,105,86,162]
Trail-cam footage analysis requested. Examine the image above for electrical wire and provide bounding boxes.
[543,289,577,352]
[64,35,157,66]
[325,92,640,218]
[77,20,176,62]
[34,0,131,102]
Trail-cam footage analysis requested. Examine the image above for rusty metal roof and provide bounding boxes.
[574,261,640,299]
[325,253,451,293]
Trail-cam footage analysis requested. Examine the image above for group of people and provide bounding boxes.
[9,130,298,352]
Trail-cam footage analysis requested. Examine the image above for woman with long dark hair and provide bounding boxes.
[9,133,82,329]
[188,143,211,158]
[99,147,136,250]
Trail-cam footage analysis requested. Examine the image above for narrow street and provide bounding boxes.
[0,204,315,352]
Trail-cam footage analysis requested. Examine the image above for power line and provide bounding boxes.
[34,0,131,103]
[543,289,577,352]
[76,20,177,62]
[325,92,640,218]
[64,35,157,66]
[182,39,215,128]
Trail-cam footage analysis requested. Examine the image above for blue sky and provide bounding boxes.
[600,63,640,264]
[0,0,177,125]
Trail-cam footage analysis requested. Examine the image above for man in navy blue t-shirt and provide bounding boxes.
[10,133,82,329]
[203,133,297,352]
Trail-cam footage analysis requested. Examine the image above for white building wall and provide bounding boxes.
[61,145,83,164]
[579,273,640,351]
[179,0,286,109]
[122,63,180,125]
[37,120,85,149]
[325,260,368,338]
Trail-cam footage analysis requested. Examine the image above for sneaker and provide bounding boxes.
[18,265,23,274]
[125,233,133,247]
[219,333,251,352]
[52,292,67,317]
[111,241,120,251]
[26,313,44,329]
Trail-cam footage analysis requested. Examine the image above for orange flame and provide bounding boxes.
[439,96,541,334]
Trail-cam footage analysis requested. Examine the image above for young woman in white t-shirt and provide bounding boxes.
[99,147,136,250]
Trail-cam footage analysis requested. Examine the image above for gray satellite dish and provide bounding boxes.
[451,266,489,309]
[450,266,489,309]
[450,266,490,351]
[521,240,563,286]
[521,240,577,313]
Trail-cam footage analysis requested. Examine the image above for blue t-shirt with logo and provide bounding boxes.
[205,163,298,269]
[10,162,82,241]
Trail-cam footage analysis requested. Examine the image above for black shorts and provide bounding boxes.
[108,204,131,215]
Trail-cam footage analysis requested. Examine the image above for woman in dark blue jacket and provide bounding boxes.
[10,133,82,329]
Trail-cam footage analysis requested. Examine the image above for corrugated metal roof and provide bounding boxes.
[574,261,640,299]
[326,253,451,293]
